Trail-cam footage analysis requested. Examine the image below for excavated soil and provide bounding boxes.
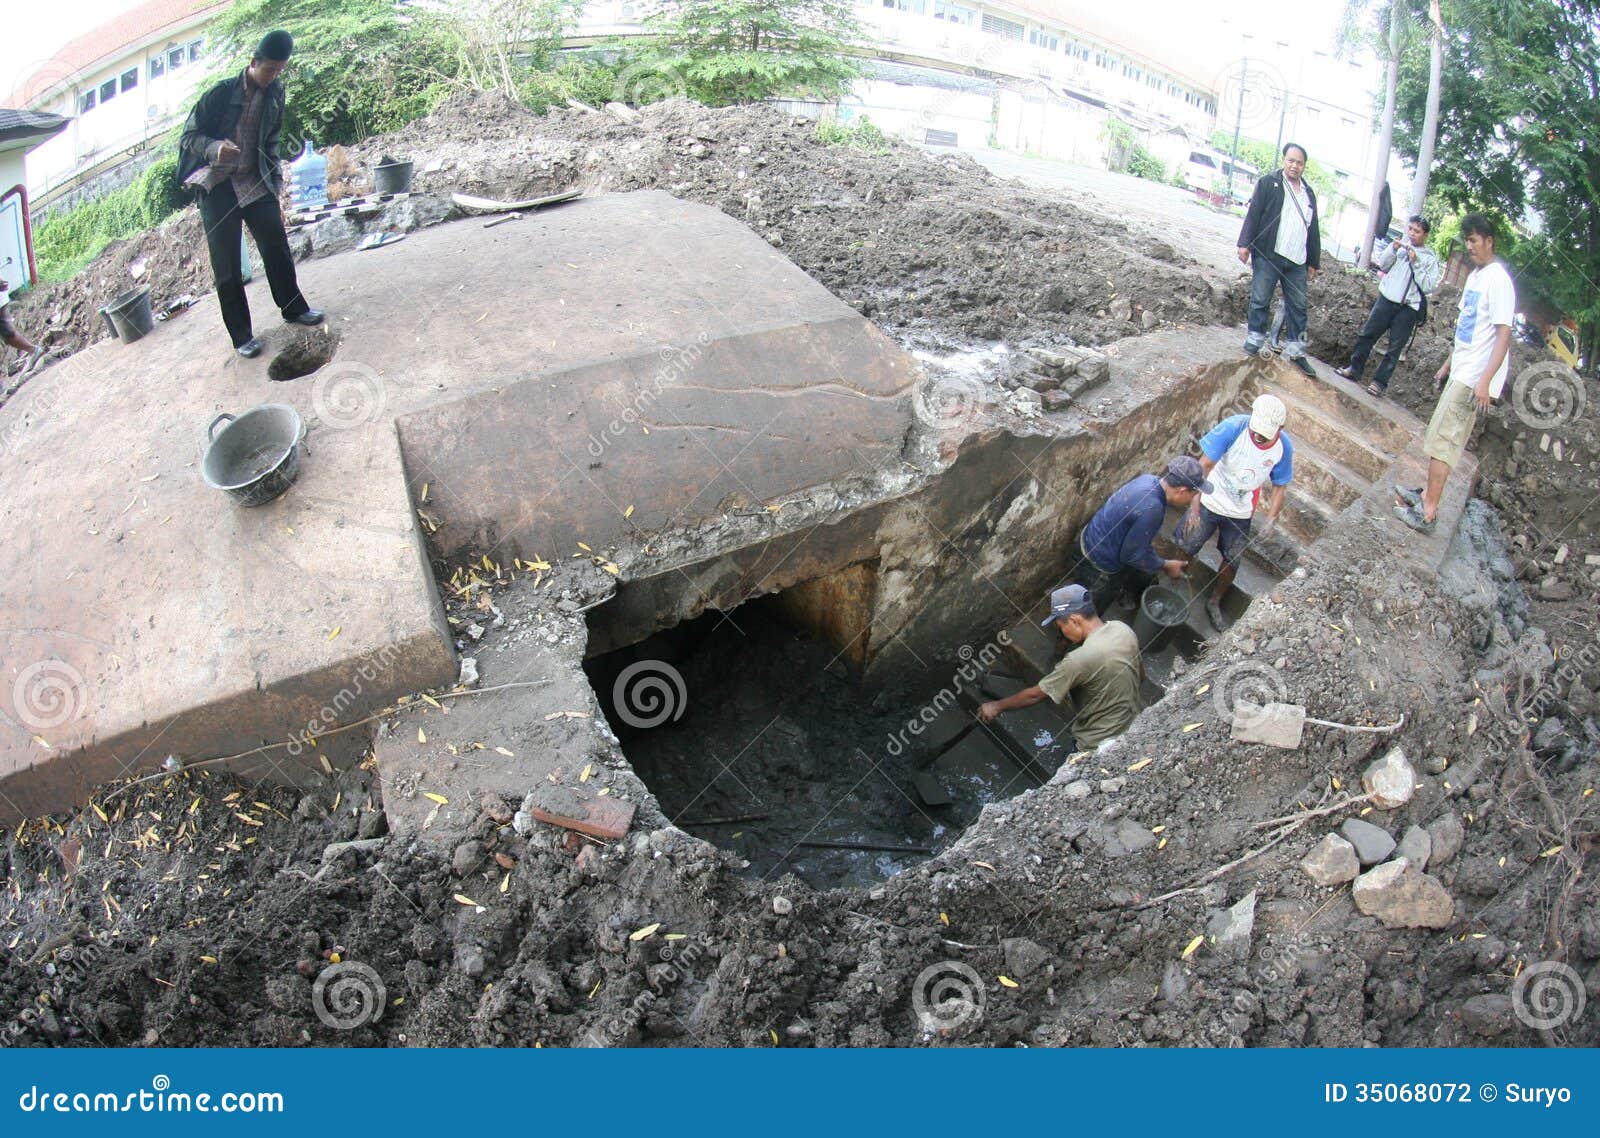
[3,92,1597,1049]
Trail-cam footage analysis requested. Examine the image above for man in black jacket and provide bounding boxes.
[179,30,322,360]
[1236,143,1320,378]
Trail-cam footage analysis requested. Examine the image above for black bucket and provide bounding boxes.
[373,159,414,194]
[104,286,155,343]
[201,404,306,507]
[1133,583,1188,651]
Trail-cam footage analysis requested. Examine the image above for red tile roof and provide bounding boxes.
[6,0,228,109]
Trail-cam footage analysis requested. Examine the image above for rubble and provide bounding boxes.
[1352,861,1456,929]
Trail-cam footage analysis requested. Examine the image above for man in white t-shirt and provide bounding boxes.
[1176,393,1294,631]
[1394,213,1515,534]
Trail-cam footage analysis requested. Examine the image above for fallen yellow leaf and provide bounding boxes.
[600,561,620,575]
[1195,684,1211,696]
[998,975,1018,988]
[973,861,995,871]
[500,874,511,893]
[418,728,427,743]
[1151,825,1165,834]
[453,893,481,907]
[1181,935,1204,959]
[770,1029,779,1045]
[1127,758,1153,772]
[1540,845,1564,858]
[326,626,341,641]
[939,912,950,926]
[495,746,513,757]
[580,763,593,782]
[1332,777,1342,790]
[623,505,634,518]
[424,792,448,805]
[199,955,218,965]
[577,542,592,552]
[1182,722,1203,732]
[630,923,661,941]
[421,694,442,709]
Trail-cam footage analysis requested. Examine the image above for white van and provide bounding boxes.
[1184,148,1258,203]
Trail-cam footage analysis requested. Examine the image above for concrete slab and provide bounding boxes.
[0,190,919,821]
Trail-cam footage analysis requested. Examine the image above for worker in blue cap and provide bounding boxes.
[179,29,324,359]
[1071,455,1211,614]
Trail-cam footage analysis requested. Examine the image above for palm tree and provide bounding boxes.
[1407,0,1444,216]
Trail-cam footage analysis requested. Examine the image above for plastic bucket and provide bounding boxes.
[105,286,154,343]
[1133,583,1188,651]
[201,404,306,508]
[373,160,414,195]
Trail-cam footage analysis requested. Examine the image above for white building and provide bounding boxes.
[4,0,225,209]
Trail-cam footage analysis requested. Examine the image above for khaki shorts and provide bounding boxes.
[1423,381,1479,468]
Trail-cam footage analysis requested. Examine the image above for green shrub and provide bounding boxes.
[34,153,186,283]
[816,114,889,153]
[1126,146,1167,183]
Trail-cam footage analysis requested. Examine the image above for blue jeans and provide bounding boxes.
[1245,252,1307,358]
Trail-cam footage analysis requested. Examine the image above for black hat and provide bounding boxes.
[256,30,294,61]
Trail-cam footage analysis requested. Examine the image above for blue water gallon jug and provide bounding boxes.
[288,138,328,211]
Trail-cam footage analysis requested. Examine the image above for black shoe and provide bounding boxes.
[288,309,324,326]
[236,337,264,358]
[1289,355,1316,378]
[1334,365,1358,380]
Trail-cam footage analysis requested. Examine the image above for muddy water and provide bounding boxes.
[587,603,1012,889]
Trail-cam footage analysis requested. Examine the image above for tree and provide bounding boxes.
[1339,0,1414,267]
[1407,0,1443,215]
[1393,0,1600,367]
[206,0,461,146]
[633,0,864,106]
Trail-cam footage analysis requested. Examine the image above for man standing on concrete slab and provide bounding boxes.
[1070,456,1211,614]
[179,29,323,360]
[1335,215,1443,397]
[1238,143,1321,378]
[1395,213,1514,535]
[978,585,1141,750]
[1176,394,1294,632]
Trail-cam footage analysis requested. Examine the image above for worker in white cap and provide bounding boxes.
[1175,393,1294,631]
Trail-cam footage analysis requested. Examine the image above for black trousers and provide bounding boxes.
[1346,295,1420,391]
[197,181,310,347]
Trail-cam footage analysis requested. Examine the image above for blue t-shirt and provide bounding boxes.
[1082,472,1169,574]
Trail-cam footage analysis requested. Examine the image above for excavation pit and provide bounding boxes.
[267,328,340,382]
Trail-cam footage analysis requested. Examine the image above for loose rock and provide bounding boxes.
[1351,862,1455,928]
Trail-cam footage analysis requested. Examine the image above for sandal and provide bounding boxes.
[1366,382,1384,397]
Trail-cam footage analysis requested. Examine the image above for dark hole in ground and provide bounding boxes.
[585,580,1213,890]
[267,330,339,382]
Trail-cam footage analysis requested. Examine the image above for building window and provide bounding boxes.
[168,46,186,71]
[980,13,1024,39]
[79,88,97,113]
[188,39,204,64]
[121,67,138,93]
[99,78,116,103]
[149,56,165,80]
[1029,29,1059,51]
[933,2,974,25]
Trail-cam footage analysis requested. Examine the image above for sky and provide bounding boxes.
[1,0,1371,110]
